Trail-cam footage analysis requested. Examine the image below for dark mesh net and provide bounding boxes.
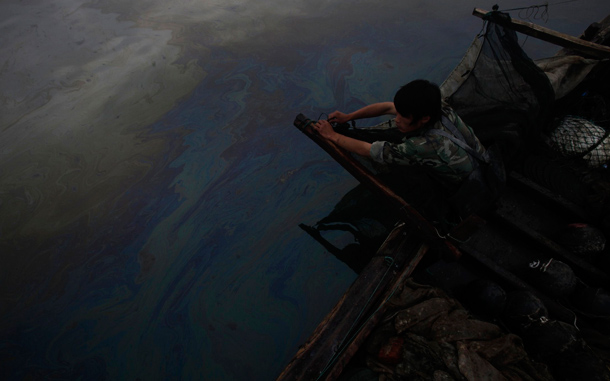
[546,62,610,169]
[446,12,610,215]
[548,116,610,167]
[444,12,555,153]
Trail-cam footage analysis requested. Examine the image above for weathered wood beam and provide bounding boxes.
[276,224,428,381]
[473,8,610,59]
[323,240,428,381]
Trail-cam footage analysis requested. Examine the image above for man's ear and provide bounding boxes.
[421,116,431,125]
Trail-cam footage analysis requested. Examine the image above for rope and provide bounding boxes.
[315,255,401,380]
[494,0,580,47]
[498,3,550,23]
[498,0,578,17]
[479,0,581,37]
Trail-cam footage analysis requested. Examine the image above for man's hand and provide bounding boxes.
[328,111,351,124]
[313,119,372,157]
[313,120,336,140]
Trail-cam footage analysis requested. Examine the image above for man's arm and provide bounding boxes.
[329,102,396,124]
[314,120,372,157]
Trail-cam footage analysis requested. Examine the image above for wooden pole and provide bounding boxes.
[473,8,610,59]
[276,224,428,381]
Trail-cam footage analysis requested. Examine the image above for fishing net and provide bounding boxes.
[545,62,610,169]
[443,11,610,214]
[548,116,610,168]
[442,11,555,155]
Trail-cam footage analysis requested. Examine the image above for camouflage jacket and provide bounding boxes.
[369,104,486,187]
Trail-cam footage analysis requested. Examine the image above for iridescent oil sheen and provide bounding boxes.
[1,0,607,379]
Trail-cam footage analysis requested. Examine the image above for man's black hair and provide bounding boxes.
[393,80,442,125]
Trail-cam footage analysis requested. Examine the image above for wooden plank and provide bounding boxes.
[492,206,610,285]
[276,224,428,381]
[508,171,589,222]
[323,241,428,381]
[473,8,610,59]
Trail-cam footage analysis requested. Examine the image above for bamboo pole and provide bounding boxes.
[473,8,610,59]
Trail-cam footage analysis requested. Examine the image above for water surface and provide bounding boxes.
[1,0,608,379]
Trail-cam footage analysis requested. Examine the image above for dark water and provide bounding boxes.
[1,0,608,379]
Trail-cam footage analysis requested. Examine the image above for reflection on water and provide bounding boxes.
[1,0,608,379]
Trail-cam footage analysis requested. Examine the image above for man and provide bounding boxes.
[313,79,488,223]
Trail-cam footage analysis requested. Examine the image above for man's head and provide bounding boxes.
[393,79,441,132]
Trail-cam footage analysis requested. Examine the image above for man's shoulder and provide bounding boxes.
[399,131,443,157]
